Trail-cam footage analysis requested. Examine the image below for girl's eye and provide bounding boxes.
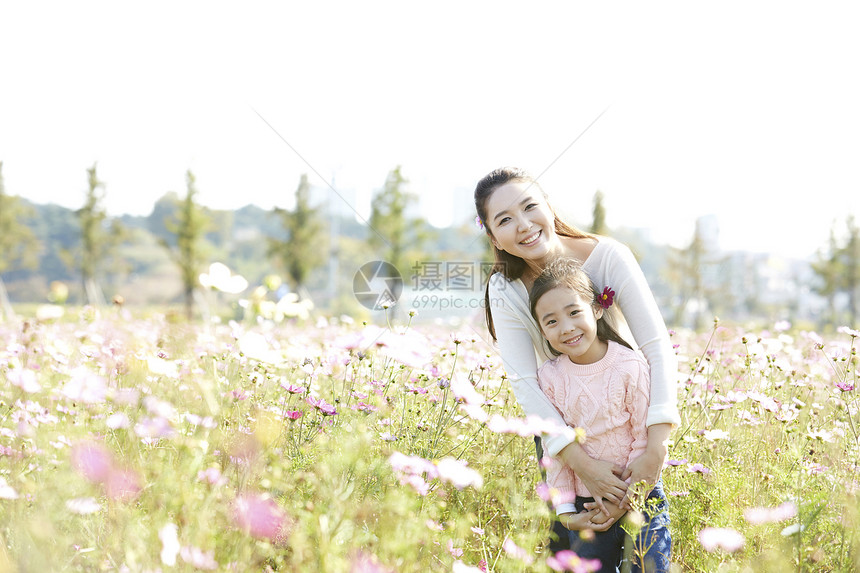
[545,319,556,326]
[525,203,538,211]
[498,216,510,225]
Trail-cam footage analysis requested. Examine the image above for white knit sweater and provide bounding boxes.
[487,236,681,457]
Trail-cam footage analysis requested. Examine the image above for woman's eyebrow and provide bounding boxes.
[493,196,534,221]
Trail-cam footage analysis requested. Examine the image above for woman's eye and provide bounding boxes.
[545,319,556,326]
[498,217,510,225]
[525,203,538,211]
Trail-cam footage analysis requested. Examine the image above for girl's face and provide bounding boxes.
[535,285,607,365]
[484,180,561,265]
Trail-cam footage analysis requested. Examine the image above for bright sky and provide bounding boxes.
[2,1,858,260]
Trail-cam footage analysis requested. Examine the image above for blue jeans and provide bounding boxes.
[567,481,671,573]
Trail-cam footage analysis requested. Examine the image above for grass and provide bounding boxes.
[0,306,858,571]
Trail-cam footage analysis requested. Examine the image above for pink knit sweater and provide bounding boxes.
[537,340,650,502]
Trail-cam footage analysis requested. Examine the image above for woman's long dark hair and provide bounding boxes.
[475,167,593,340]
[528,258,632,356]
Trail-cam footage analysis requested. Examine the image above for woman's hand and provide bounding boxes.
[558,442,628,515]
[559,509,616,532]
[620,424,672,509]
[582,500,627,529]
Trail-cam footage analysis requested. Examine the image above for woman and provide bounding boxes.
[475,167,680,538]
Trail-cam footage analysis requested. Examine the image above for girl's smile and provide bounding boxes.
[535,286,608,365]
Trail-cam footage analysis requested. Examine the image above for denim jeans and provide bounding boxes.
[567,481,671,573]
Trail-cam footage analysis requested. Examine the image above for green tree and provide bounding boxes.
[590,190,608,235]
[161,170,210,320]
[666,218,726,329]
[267,174,326,296]
[62,163,124,305]
[368,166,423,276]
[0,162,39,319]
[843,215,860,324]
[811,225,843,325]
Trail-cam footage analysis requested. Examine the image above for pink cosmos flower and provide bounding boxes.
[698,527,745,552]
[104,467,142,502]
[71,441,114,483]
[180,546,219,570]
[280,382,306,394]
[284,410,303,420]
[197,467,227,486]
[434,457,483,490]
[686,463,711,475]
[8,368,41,393]
[744,501,797,525]
[232,494,287,541]
[502,538,533,565]
[61,367,108,404]
[306,396,338,416]
[546,550,602,572]
[349,550,396,573]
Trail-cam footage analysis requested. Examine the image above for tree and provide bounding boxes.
[62,163,124,305]
[812,216,860,327]
[267,174,326,295]
[0,162,39,319]
[590,190,608,235]
[368,166,419,276]
[811,226,843,325]
[161,170,210,320]
[665,217,726,329]
[843,215,860,324]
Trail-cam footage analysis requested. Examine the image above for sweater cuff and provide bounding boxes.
[543,432,574,459]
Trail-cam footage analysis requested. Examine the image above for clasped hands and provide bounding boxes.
[557,448,665,532]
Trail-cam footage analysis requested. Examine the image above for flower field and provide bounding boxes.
[0,307,858,572]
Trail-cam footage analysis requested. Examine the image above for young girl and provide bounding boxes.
[529,258,671,573]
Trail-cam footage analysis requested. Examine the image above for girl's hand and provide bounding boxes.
[559,509,615,532]
[559,443,627,515]
[582,500,627,528]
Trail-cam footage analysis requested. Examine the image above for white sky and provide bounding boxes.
[1,1,858,260]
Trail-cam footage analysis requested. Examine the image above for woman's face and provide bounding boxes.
[484,180,561,264]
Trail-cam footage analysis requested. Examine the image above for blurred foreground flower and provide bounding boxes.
[698,527,745,552]
[35,304,65,321]
[744,501,798,525]
[70,440,142,501]
[546,549,601,572]
[199,262,248,294]
[159,523,180,566]
[65,497,101,515]
[0,478,19,500]
[350,550,395,573]
[232,493,287,541]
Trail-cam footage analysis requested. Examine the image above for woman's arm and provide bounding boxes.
[488,276,571,450]
[601,241,681,428]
